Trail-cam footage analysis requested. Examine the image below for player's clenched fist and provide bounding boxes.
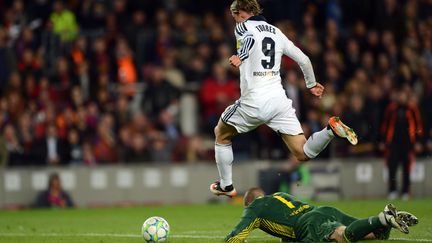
[229,55,242,67]
[309,83,324,98]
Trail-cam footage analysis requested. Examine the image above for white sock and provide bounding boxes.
[303,127,335,159]
[378,212,388,226]
[215,143,233,189]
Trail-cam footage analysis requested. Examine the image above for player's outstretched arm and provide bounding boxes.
[225,209,260,242]
[309,83,324,98]
[280,30,324,97]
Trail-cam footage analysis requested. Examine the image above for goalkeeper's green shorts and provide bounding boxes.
[295,206,358,242]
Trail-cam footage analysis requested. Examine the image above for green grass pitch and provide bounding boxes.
[0,199,431,243]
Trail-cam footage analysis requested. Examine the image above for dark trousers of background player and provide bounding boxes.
[386,144,414,194]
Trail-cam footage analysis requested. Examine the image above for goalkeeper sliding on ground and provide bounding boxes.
[225,188,418,242]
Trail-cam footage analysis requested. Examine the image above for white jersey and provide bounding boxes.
[235,16,316,103]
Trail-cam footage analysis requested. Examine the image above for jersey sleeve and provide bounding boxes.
[235,22,255,61]
[280,31,317,89]
[224,207,261,243]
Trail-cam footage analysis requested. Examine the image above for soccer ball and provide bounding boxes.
[141,216,170,242]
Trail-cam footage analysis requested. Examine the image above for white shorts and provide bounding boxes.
[221,95,303,135]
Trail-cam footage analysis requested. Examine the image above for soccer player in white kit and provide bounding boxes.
[210,0,358,197]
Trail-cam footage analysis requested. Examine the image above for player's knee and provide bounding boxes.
[297,155,309,162]
[214,125,233,144]
[293,151,309,162]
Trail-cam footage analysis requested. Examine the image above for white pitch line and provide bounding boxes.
[390,238,432,242]
[182,230,228,234]
[0,233,139,238]
[0,232,431,242]
[0,232,268,239]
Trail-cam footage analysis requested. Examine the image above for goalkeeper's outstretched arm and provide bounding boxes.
[225,209,260,242]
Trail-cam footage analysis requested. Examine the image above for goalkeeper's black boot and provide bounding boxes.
[397,211,419,227]
[379,204,409,234]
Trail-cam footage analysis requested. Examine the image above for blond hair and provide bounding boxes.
[230,0,262,15]
[243,187,265,206]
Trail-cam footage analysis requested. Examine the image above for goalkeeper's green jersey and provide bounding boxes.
[225,192,315,242]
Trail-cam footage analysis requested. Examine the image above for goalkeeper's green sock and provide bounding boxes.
[343,216,386,242]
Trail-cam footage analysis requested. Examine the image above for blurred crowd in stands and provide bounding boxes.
[0,0,431,166]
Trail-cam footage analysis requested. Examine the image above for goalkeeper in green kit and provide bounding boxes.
[225,188,418,242]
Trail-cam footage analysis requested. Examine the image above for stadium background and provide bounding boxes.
[0,0,431,203]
